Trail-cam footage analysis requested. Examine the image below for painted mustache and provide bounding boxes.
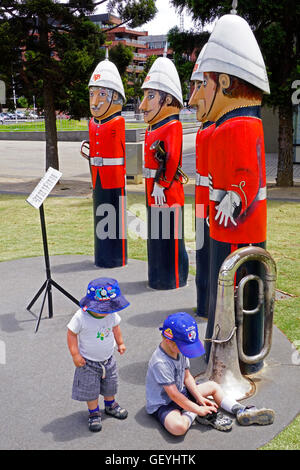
[91,103,104,111]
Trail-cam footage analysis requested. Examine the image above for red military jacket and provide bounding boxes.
[195,121,215,219]
[208,106,267,244]
[144,115,184,207]
[89,112,126,190]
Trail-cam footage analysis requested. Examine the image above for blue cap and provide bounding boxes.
[79,278,129,314]
[159,312,205,358]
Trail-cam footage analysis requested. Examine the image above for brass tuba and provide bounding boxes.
[196,245,276,400]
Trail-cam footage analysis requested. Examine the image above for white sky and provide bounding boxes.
[95,0,197,35]
[140,0,196,35]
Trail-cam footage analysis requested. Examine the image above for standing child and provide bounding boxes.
[67,277,129,432]
[146,312,275,436]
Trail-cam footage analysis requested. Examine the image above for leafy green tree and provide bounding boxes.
[0,0,104,170]
[109,43,134,76]
[170,0,300,186]
[168,26,209,103]
[126,54,157,113]
[106,0,157,29]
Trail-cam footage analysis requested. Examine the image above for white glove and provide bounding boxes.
[215,191,241,227]
[151,183,166,206]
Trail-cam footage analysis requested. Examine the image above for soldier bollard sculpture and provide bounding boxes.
[81,54,127,268]
[197,12,270,374]
[140,55,189,290]
[188,43,215,317]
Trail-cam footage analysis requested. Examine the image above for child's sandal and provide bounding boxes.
[105,402,128,419]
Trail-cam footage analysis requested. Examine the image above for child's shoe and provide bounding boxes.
[196,411,233,431]
[105,402,128,419]
[236,406,275,426]
[88,411,102,432]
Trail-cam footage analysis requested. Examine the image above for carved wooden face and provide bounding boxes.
[200,72,220,121]
[139,89,178,125]
[188,80,206,122]
[201,72,262,121]
[89,86,121,119]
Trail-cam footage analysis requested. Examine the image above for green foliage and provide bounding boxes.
[109,43,134,76]
[0,1,105,117]
[0,0,159,115]
[17,96,28,108]
[168,26,209,57]
[167,27,209,102]
[125,54,157,110]
[108,0,157,28]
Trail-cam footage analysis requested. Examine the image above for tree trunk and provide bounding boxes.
[43,80,59,171]
[39,14,59,172]
[276,103,294,186]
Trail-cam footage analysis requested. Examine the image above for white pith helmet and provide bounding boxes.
[198,14,270,94]
[88,54,125,101]
[141,56,183,106]
[190,43,207,82]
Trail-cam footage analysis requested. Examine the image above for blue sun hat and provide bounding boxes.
[79,278,130,314]
[159,312,205,358]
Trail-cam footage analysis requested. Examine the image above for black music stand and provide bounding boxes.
[26,168,79,332]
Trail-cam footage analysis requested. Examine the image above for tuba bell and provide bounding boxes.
[196,245,276,400]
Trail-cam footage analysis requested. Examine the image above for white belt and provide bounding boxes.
[90,157,124,167]
[143,167,157,178]
[196,173,209,187]
[210,187,267,202]
[210,189,226,202]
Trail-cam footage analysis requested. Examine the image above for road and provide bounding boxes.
[0,134,299,187]
[0,133,197,182]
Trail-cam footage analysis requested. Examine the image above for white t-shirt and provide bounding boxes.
[67,308,121,362]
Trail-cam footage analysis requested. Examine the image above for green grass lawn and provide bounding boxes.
[0,193,299,449]
[0,119,148,132]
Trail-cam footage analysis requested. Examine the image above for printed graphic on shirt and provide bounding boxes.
[96,327,112,341]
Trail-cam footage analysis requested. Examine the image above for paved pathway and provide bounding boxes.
[0,256,299,450]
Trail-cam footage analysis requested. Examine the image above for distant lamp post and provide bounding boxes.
[0,80,6,107]
[12,75,18,123]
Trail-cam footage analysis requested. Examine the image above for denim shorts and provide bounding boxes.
[72,355,118,402]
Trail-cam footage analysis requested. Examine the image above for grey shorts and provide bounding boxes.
[72,355,118,402]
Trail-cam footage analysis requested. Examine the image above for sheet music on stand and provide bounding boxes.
[27,167,62,209]
[26,167,79,332]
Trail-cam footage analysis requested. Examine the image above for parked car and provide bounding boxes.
[28,112,39,119]
[16,111,26,119]
[0,112,8,123]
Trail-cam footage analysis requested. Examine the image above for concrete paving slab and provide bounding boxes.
[0,255,299,450]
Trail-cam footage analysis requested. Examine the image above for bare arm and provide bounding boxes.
[67,329,86,367]
[184,369,217,408]
[113,324,126,355]
[163,382,217,417]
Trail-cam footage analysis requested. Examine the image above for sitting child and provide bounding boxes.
[146,311,274,435]
[67,277,129,432]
